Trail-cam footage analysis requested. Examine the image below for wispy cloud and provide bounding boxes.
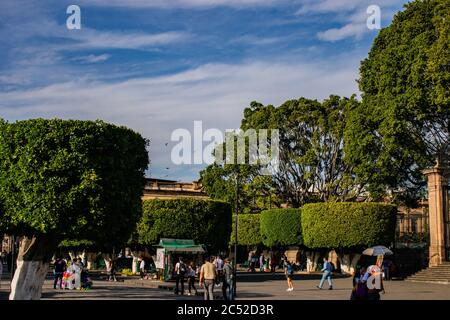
[73,54,111,63]
[229,35,284,46]
[66,29,190,50]
[317,22,366,42]
[296,0,406,42]
[78,0,291,9]
[0,56,361,180]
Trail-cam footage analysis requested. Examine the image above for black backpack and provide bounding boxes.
[328,262,335,272]
[179,262,186,275]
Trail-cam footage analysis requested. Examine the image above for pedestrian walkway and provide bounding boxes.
[1,273,450,300]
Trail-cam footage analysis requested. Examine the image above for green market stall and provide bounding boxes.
[154,238,205,281]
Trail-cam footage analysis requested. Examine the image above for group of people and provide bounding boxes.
[350,256,386,300]
[283,255,388,300]
[247,252,277,273]
[248,251,307,273]
[283,257,334,292]
[53,256,93,290]
[172,255,235,300]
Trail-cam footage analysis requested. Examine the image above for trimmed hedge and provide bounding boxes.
[137,198,232,252]
[301,202,397,249]
[260,209,302,247]
[230,214,261,246]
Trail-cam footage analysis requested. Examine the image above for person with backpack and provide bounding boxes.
[174,256,186,295]
[317,257,333,290]
[284,260,294,291]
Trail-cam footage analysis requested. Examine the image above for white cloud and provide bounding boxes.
[229,35,284,46]
[67,29,190,50]
[295,0,407,42]
[317,22,366,42]
[73,54,111,63]
[0,56,361,180]
[78,0,289,9]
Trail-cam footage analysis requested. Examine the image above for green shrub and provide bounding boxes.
[260,209,302,247]
[230,214,261,246]
[301,202,397,249]
[137,198,232,252]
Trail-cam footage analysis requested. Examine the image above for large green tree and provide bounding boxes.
[0,119,148,299]
[347,0,450,200]
[241,95,366,207]
[200,164,280,213]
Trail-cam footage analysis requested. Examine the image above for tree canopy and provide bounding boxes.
[240,95,368,207]
[0,118,149,249]
[347,0,450,201]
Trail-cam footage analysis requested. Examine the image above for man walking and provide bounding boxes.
[200,256,217,300]
[317,257,333,290]
[139,257,146,280]
[222,258,234,300]
[53,256,66,289]
[214,255,224,287]
[174,257,186,295]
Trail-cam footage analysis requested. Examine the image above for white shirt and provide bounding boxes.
[140,260,145,270]
[215,258,224,271]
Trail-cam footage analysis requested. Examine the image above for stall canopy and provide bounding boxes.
[156,238,205,253]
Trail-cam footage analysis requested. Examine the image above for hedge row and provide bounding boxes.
[137,200,397,250]
[229,214,261,246]
[260,209,302,247]
[137,198,232,252]
[301,202,397,248]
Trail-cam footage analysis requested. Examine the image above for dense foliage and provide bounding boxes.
[347,0,450,201]
[260,209,302,247]
[301,203,397,249]
[137,198,232,251]
[229,214,262,246]
[0,118,149,249]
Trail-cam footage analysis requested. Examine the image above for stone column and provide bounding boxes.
[423,167,447,267]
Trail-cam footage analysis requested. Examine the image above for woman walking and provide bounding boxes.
[107,258,117,281]
[284,260,294,292]
[187,262,198,296]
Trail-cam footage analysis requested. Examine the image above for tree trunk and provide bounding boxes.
[9,235,55,300]
[338,253,361,275]
[86,252,97,270]
[131,251,141,274]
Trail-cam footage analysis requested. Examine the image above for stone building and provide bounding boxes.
[142,178,208,200]
[397,200,429,242]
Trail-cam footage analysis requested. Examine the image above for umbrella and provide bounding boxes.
[362,245,393,256]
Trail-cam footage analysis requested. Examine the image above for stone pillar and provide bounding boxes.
[423,167,447,267]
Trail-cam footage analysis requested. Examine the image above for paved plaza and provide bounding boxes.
[1,272,450,300]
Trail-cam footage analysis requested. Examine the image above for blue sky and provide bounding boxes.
[0,0,407,181]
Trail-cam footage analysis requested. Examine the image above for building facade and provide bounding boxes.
[142,178,208,200]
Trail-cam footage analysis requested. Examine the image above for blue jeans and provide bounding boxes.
[226,279,234,300]
[319,271,332,288]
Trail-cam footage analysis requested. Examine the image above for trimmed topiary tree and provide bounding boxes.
[137,198,232,252]
[260,209,302,247]
[301,202,397,249]
[229,214,261,246]
[0,119,149,300]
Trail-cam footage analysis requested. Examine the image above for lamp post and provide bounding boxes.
[233,170,239,299]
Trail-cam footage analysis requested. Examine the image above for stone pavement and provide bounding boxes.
[1,272,450,300]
